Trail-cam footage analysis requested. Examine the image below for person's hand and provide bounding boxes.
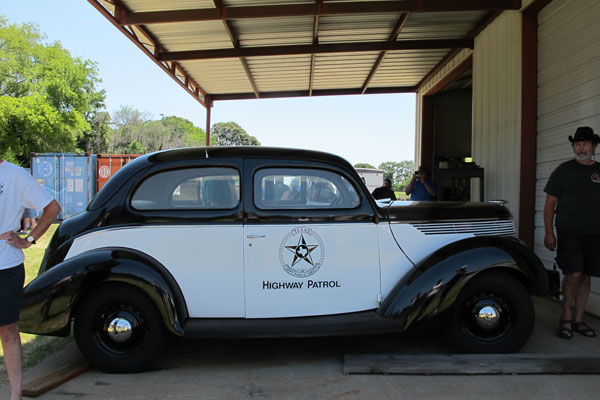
[411,173,418,183]
[0,231,31,249]
[544,232,556,251]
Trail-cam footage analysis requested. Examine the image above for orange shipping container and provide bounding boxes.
[96,154,141,191]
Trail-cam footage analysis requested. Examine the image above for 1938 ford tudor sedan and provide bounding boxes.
[20,147,548,372]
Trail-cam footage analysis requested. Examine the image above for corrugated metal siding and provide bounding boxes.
[471,11,522,227]
[535,0,600,316]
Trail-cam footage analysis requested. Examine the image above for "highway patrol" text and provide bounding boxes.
[263,280,341,289]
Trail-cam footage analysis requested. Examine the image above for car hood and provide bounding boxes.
[382,200,512,222]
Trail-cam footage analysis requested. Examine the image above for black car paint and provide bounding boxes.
[378,236,548,330]
[20,146,549,339]
[20,248,185,336]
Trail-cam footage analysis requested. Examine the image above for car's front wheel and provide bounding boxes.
[446,271,534,353]
[74,285,165,373]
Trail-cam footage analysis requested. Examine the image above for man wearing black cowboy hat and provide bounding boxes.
[544,126,600,339]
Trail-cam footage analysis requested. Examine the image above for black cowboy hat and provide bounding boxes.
[568,126,600,144]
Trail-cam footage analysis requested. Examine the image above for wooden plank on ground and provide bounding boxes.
[22,341,90,397]
[343,353,600,375]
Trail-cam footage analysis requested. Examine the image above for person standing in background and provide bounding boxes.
[371,178,397,200]
[0,157,61,400]
[405,165,437,201]
[544,127,600,340]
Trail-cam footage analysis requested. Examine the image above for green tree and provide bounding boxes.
[0,18,105,164]
[109,108,210,153]
[378,160,414,191]
[110,106,147,153]
[78,111,111,153]
[354,163,376,169]
[212,122,260,146]
[0,95,77,161]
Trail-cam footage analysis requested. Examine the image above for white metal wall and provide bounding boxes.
[535,0,600,315]
[471,11,522,228]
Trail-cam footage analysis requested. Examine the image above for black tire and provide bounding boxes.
[74,285,165,373]
[445,271,534,353]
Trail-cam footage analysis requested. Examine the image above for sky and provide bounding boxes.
[0,0,416,167]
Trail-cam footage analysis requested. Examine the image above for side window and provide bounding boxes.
[254,168,360,210]
[132,167,240,210]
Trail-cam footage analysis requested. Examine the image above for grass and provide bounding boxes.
[1,223,72,380]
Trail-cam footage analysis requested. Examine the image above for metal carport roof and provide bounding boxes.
[88,0,519,108]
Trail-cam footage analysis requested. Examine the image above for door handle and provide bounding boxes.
[246,234,266,239]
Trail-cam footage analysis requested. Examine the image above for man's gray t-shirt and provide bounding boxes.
[544,159,600,235]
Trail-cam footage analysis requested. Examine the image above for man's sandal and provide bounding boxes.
[573,321,596,337]
[558,318,573,339]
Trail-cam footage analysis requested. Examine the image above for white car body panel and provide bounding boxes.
[66,226,245,317]
[389,220,517,264]
[243,223,380,318]
[377,224,415,299]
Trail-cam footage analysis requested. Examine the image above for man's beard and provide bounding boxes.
[575,150,594,162]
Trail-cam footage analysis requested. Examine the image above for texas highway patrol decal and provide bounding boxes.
[279,227,325,278]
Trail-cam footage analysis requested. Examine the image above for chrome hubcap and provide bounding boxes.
[106,317,133,342]
[474,305,501,329]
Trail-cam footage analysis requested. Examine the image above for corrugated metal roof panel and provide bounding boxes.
[123,0,216,12]
[248,55,312,91]
[181,59,254,94]
[233,17,315,47]
[93,1,507,100]
[318,14,399,43]
[400,11,486,40]
[147,21,232,52]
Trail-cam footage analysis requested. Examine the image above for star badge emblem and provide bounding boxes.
[285,234,319,267]
[279,227,325,278]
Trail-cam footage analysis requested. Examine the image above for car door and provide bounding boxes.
[243,160,381,318]
[124,164,245,318]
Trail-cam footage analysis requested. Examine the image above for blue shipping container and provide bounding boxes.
[31,153,97,220]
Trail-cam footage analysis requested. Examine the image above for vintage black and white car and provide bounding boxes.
[20,147,548,373]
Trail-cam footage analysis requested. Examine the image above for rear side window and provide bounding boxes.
[254,168,360,210]
[131,167,240,210]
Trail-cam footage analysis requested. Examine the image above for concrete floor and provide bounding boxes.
[3,296,600,400]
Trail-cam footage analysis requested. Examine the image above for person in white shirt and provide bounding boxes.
[0,157,60,400]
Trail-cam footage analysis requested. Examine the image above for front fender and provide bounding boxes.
[19,248,187,337]
[378,236,548,330]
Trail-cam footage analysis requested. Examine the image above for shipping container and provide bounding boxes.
[97,154,140,191]
[31,153,97,220]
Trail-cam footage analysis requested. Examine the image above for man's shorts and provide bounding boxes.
[556,229,600,277]
[0,264,25,326]
[23,208,38,218]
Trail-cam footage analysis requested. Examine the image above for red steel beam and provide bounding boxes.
[123,1,520,25]
[159,39,473,61]
[88,0,208,107]
[211,86,416,101]
[361,13,410,94]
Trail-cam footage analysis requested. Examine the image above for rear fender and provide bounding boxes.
[20,248,187,336]
[378,236,548,330]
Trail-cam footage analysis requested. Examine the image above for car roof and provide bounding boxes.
[146,146,354,170]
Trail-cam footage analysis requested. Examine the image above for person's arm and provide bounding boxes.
[405,174,417,195]
[543,194,558,251]
[0,200,61,249]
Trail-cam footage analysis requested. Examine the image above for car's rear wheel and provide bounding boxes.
[74,285,164,373]
[446,271,534,353]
